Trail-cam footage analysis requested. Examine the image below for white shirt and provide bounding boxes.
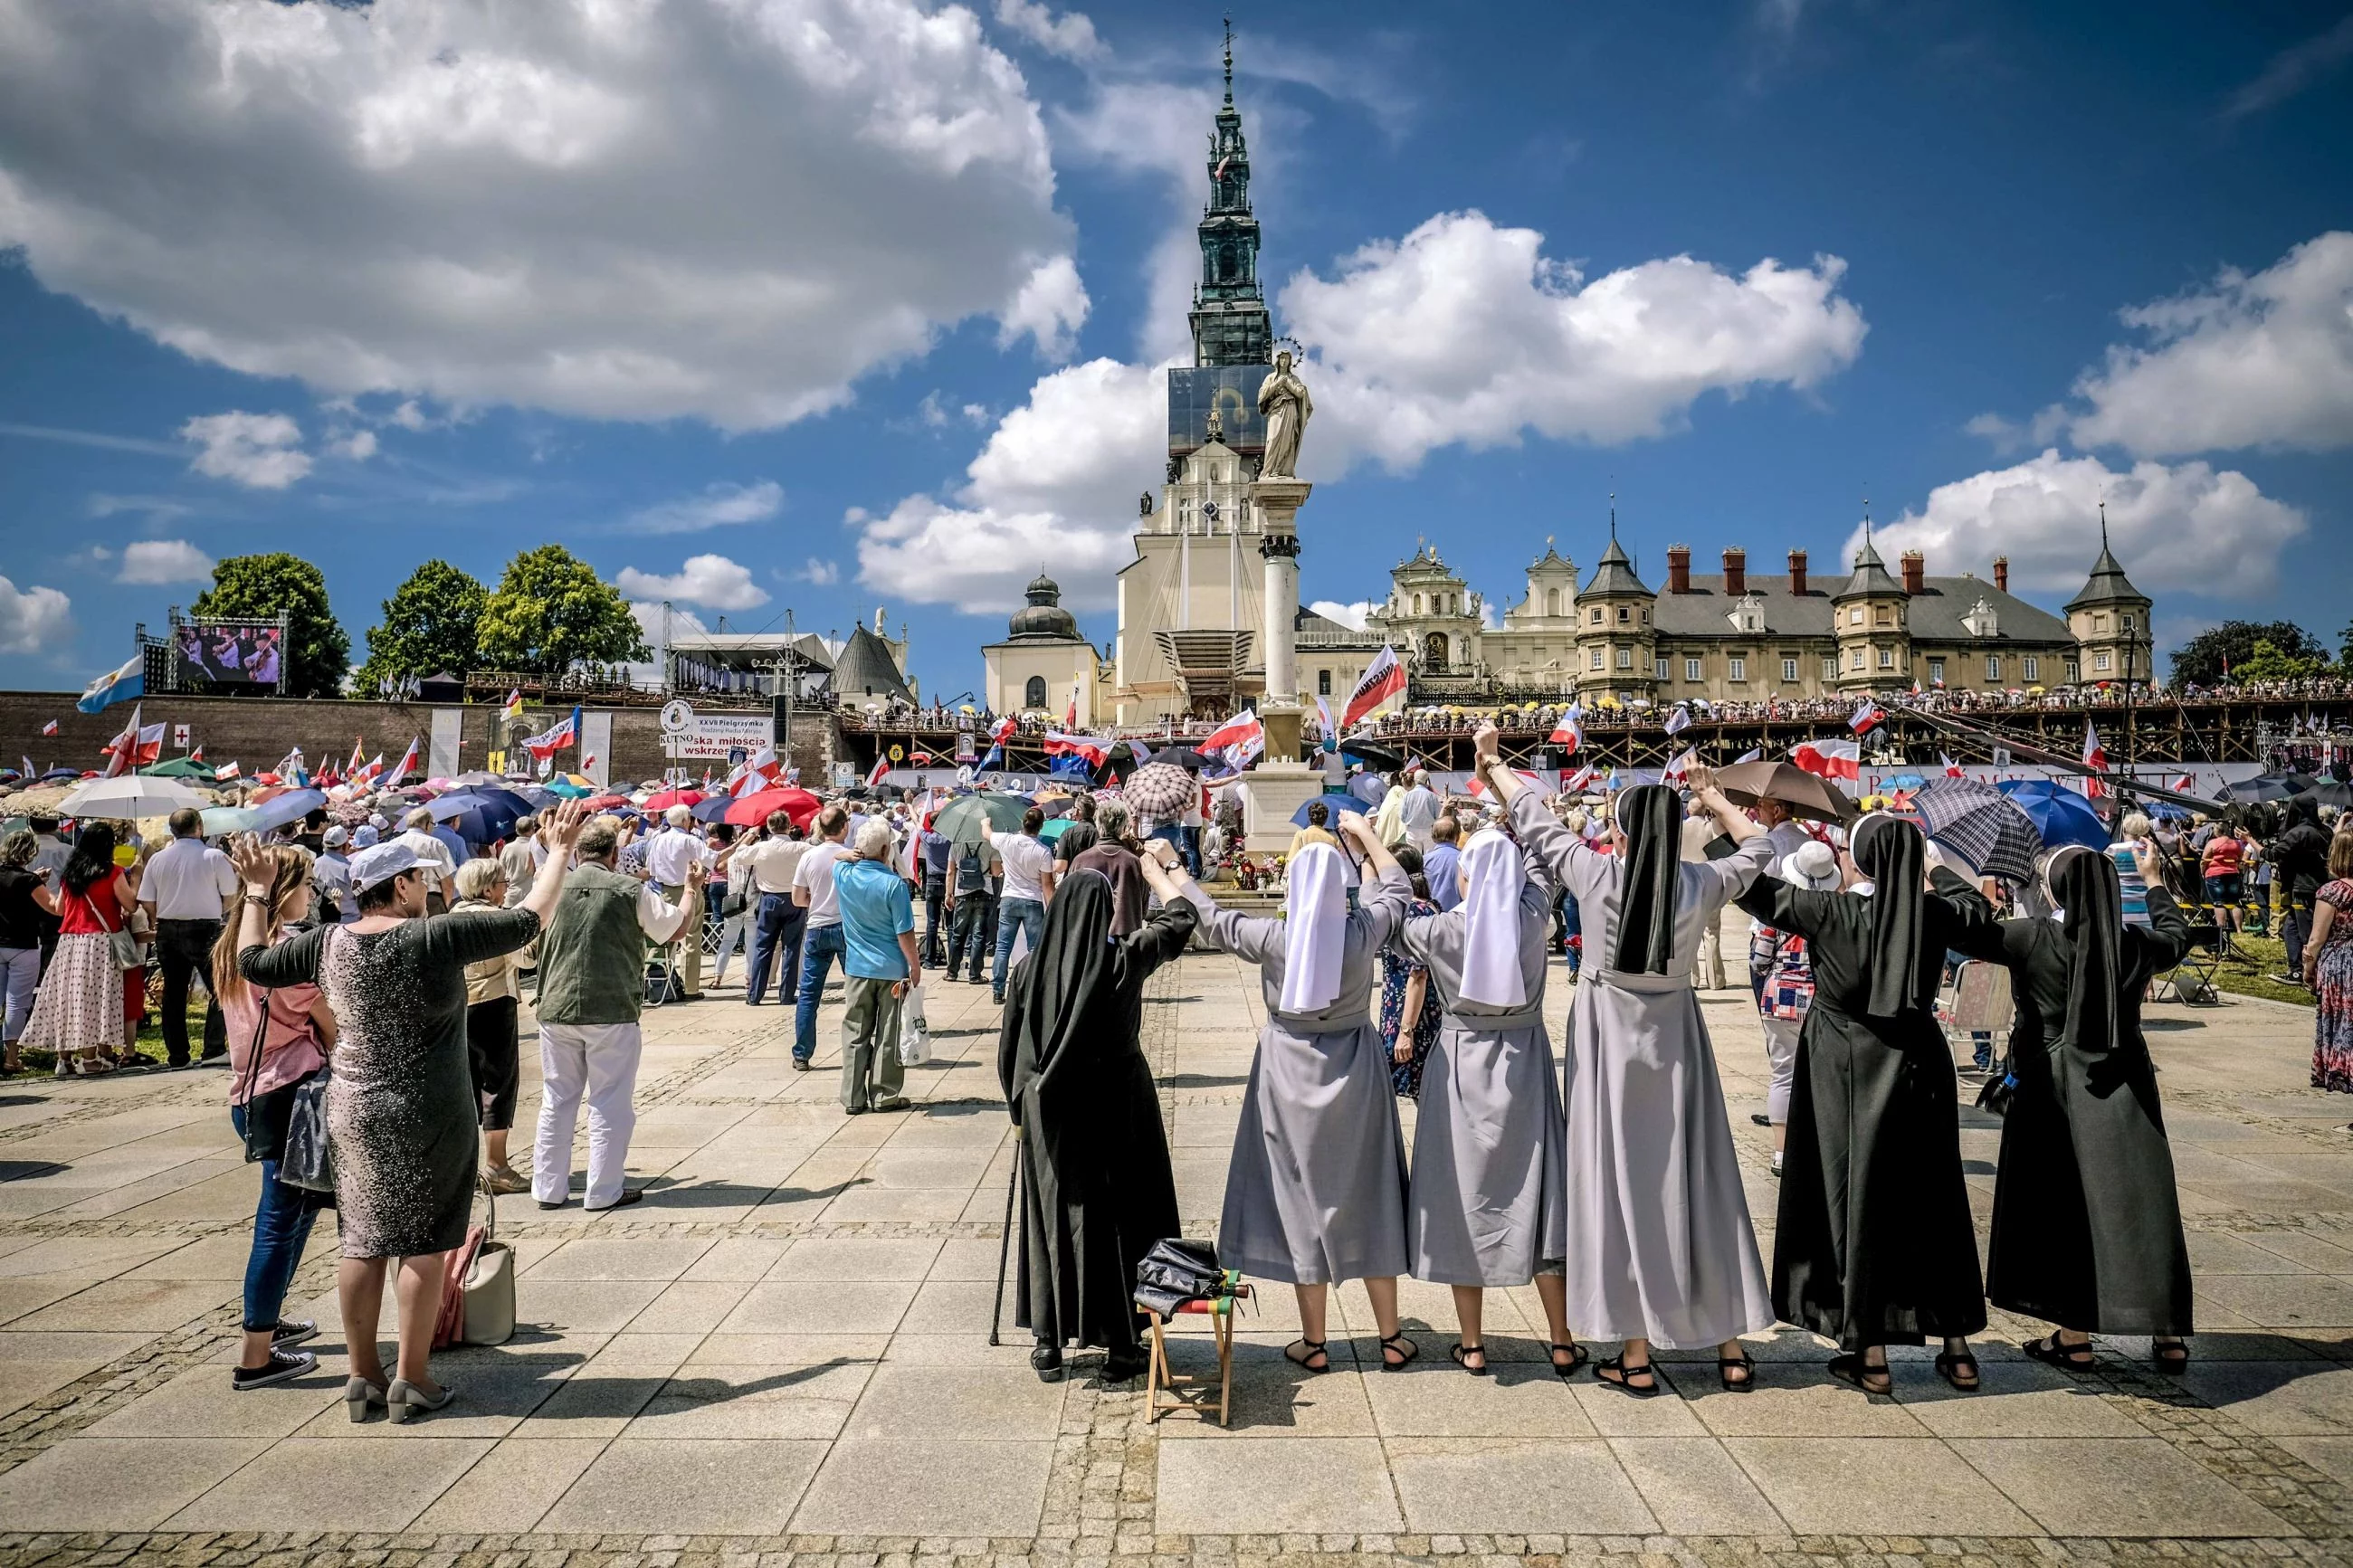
[394,828,456,891]
[1398,785,1440,837]
[743,837,809,894]
[634,883,691,943]
[988,831,1053,904]
[141,836,237,920]
[644,826,703,887]
[794,840,851,927]
[30,834,70,894]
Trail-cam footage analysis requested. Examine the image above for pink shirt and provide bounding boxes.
[224,936,328,1105]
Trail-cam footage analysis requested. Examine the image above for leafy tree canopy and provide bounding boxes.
[2168,620,2331,687]
[2230,639,2333,684]
[189,552,348,698]
[355,559,490,691]
[474,545,648,674]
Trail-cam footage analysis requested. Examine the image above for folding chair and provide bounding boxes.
[1939,960,2012,1073]
[2156,921,2225,1005]
[1142,1276,1252,1427]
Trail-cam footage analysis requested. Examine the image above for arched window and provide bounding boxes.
[1414,593,1424,615]
[1024,676,1047,709]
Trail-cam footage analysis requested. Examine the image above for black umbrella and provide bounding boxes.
[1155,746,1214,773]
[1339,737,1406,772]
[2223,774,2307,803]
[2297,780,2353,810]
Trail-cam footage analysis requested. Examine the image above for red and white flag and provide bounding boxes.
[1064,682,1079,730]
[1340,645,1405,728]
[214,762,241,782]
[866,755,891,788]
[1197,709,1264,772]
[1043,730,1111,766]
[1663,747,1697,784]
[189,745,203,764]
[1468,767,1541,799]
[1791,737,1861,782]
[1849,698,1886,735]
[389,736,421,783]
[1562,764,1598,792]
[2082,722,2108,799]
[347,736,367,776]
[2172,773,2196,793]
[99,704,146,777]
[1942,753,1966,779]
[39,719,57,736]
[1548,705,1584,755]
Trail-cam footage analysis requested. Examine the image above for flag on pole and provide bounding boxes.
[1664,704,1691,736]
[866,755,891,788]
[99,704,142,777]
[1043,730,1111,767]
[500,689,524,722]
[1791,737,1862,782]
[1313,695,1337,748]
[2082,722,2109,799]
[1942,753,1966,779]
[76,654,144,715]
[1064,683,1079,731]
[390,737,421,783]
[22,756,38,780]
[2172,773,2195,792]
[1849,698,1886,735]
[1548,705,1584,755]
[1340,645,1405,728]
[214,762,241,782]
[347,736,367,776]
[1563,764,1598,792]
[40,719,57,736]
[189,745,203,764]
[522,706,580,761]
[1198,710,1264,774]
[1663,747,1697,784]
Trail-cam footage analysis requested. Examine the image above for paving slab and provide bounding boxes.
[1949,1436,2298,1535]
[791,1437,1053,1535]
[167,1435,494,1531]
[0,1437,270,1530]
[540,1435,828,1533]
[1386,1436,1657,1533]
[1724,1435,2040,1535]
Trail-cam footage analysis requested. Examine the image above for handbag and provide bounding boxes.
[276,1068,336,1193]
[434,1185,516,1348]
[236,991,277,1164]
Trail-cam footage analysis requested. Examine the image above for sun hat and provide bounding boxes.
[348,841,422,893]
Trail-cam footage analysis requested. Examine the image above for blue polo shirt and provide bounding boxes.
[1424,841,1462,911]
[834,857,915,980]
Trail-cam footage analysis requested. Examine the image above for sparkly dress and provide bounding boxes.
[1381,897,1440,1097]
[2312,879,2353,1094]
[243,910,540,1257]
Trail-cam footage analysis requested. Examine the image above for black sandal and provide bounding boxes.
[1549,1342,1589,1379]
[1827,1353,1892,1395]
[1719,1350,1756,1392]
[1380,1332,1419,1372]
[1283,1338,1329,1374]
[1594,1354,1659,1395]
[1933,1349,1981,1391]
[1448,1342,1491,1376]
[2022,1335,2096,1373]
[2153,1339,2190,1374]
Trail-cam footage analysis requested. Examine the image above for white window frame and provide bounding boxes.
[1684,657,1702,681]
[1729,656,1748,681]
[1782,658,1798,682]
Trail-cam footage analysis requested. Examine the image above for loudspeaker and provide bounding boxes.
[772,696,790,746]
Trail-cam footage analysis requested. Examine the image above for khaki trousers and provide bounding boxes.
[656,881,705,996]
[840,975,906,1112]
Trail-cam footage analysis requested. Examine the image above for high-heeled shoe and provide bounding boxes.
[385,1377,455,1423]
[345,1375,388,1422]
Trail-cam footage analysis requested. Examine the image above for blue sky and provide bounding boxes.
[1,0,2348,701]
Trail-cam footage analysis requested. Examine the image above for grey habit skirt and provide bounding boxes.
[1220,1019,1411,1286]
[1408,1019,1569,1287]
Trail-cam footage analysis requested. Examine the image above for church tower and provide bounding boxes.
[1188,23,1272,368]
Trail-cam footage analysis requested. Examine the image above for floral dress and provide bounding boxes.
[2311,878,2353,1093]
[1382,897,1442,1097]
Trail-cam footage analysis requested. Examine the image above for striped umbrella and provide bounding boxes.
[1914,779,2042,883]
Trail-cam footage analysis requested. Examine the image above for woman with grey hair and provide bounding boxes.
[1066,798,1152,936]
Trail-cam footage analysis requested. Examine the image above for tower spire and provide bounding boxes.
[2099,499,2110,551]
[1608,490,1617,543]
[1187,18,1270,367]
[1223,14,1234,106]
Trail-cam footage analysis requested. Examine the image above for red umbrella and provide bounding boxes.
[584,793,632,812]
[726,786,823,829]
[643,787,705,812]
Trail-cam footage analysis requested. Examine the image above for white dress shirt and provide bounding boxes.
[644,826,703,888]
[140,836,237,920]
[394,828,456,891]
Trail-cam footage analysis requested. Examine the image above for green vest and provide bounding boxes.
[535,863,650,1026]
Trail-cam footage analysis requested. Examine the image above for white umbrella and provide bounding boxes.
[56,774,211,820]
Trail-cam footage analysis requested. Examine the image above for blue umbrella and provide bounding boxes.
[1348,774,1386,807]
[1290,792,1358,828]
[1996,779,2110,851]
[1885,773,1928,791]
[428,789,528,845]
[691,793,735,823]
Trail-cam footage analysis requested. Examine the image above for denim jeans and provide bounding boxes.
[156,917,227,1066]
[920,876,948,967]
[794,921,847,1060]
[992,897,1046,995]
[227,1102,319,1334]
[948,894,996,981]
[0,946,38,1042]
[747,895,805,1007]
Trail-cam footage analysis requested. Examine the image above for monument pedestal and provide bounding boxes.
[1241,757,1324,853]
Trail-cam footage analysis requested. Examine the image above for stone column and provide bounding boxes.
[1254,477,1310,706]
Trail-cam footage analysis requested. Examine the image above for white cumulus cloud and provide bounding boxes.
[116,539,216,585]
[627,480,783,534]
[996,253,1090,357]
[0,575,71,653]
[0,0,1076,430]
[1854,449,2307,602]
[615,553,770,611]
[1281,212,1868,470]
[2049,231,2353,458]
[1308,600,1375,631]
[180,410,311,489]
[993,0,1103,62]
[797,558,842,586]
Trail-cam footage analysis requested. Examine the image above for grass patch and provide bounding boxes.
[2206,931,2316,1007]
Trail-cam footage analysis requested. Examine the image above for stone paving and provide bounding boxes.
[4,910,2353,1566]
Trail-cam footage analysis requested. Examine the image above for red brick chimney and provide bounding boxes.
[1900,549,1925,595]
[1788,548,1808,596]
[1666,544,1691,594]
[1993,556,2008,592]
[1722,546,1747,597]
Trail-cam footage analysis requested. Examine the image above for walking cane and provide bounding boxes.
[987,1152,1019,1346]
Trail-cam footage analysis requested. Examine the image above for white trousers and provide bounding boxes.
[1761,1013,1801,1126]
[534,1021,643,1209]
[1691,908,1727,990]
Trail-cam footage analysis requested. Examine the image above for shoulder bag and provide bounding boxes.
[235,990,280,1164]
[434,1184,516,1347]
[276,1068,336,1193]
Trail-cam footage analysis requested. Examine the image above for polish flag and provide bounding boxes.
[189,745,203,764]
[1199,710,1262,755]
[1340,645,1405,728]
[1467,767,1541,799]
[2082,722,2109,799]
[1043,730,1111,766]
[1791,738,1861,782]
[1849,698,1886,735]
[2172,773,2196,793]
[1942,754,1967,779]
[1562,764,1598,792]
[1064,683,1079,730]
[99,704,143,777]
[866,755,891,788]
[40,719,57,736]
[1663,747,1697,784]
[347,737,367,776]
[389,737,421,783]
[522,706,580,760]
[214,762,241,782]
[1548,705,1584,755]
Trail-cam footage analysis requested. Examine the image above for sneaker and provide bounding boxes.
[1770,1150,1784,1178]
[232,1346,317,1391]
[791,1055,811,1072]
[272,1318,319,1349]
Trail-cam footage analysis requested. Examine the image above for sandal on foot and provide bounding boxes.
[2022,1335,2096,1373]
[1934,1350,1981,1391]
[1380,1332,1419,1372]
[1549,1342,1589,1379]
[1594,1354,1659,1395]
[1283,1338,1329,1374]
[1448,1342,1491,1376]
[1826,1353,1892,1395]
[2153,1339,2190,1374]
[1719,1350,1757,1392]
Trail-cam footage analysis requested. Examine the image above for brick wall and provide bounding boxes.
[0,690,839,787]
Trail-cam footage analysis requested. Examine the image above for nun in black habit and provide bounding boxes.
[1949,841,2195,1371]
[997,859,1198,1382]
[1733,813,1995,1394]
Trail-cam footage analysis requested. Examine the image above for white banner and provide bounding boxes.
[662,713,771,762]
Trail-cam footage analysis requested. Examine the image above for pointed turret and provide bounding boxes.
[1835,537,1903,600]
[2065,505,2147,611]
[2064,504,2153,686]
[1187,19,1272,367]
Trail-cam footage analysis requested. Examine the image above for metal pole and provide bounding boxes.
[988,1150,1019,1345]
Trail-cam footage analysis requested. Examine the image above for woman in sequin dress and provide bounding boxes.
[232,803,589,1423]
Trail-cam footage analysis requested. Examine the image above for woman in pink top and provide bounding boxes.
[210,844,339,1392]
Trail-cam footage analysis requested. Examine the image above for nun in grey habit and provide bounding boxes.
[1183,815,1421,1373]
[1396,820,1577,1377]
[1472,736,1775,1394]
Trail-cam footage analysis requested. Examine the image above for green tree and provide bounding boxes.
[355,560,490,690]
[474,545,648,673]
[190,552,349,698]
[2168,620,2330,687]
[2230,639,2331,684]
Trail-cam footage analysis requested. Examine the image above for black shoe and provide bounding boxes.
[992,992,1005,1004]
[1100,1350,1148,1383]
[1031,1344,1064,1382]
[586,1188,644,1212]
[1748,1113,1771,1126]
[231,1347,317,1391]
[272,1318,319,1349]
[537,1199,567,1211]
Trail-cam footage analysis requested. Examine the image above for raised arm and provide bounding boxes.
[517,802,590,930]
[2136,847,2196,972]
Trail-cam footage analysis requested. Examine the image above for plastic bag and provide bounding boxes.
[896,981,930,1066]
